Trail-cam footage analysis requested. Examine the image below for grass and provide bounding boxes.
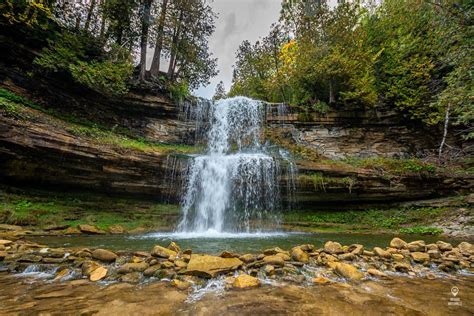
[0,188,180,231]
[0,88,200,154]
[283,207,448,235]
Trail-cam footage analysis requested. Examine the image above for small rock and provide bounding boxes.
[373,247,391,259]
[263,247,289,256]
[275,252,291,261]
[233,274,260,289]
[77,225,105,235]
[91,249,117,262]
[363,250,374,256]
[407,240,426,252]
[117,262,149,274]
[338,253,355,261]
[120,272,142,283]
[410,252,430,263]
[394,262,411,273]
[90,266,108,282]
[291,247,309,263]
[348,244,364,256]
[151,245,177,258]
[54,268,71,281]
[390,237,407,249]
[299,244,315,252]
[161,261,175,269]
[367,268,388,279]
[312,276,330,284]
[82,260,101,276]
[392,254,404,261]
[0,251,7,260]
[168,242,181,253]
[170,279,191,290]
[0,240,13,246]
[239,254,256,263]
[185,254,243,278]
[174,259,187,269]
[458,242,474,256]
[108,225,125,234]
[263,255,285,267]
[143,265,161,277]
[427,250,441,259]
[333,262,364,281]
[220,250,237,258]
[436,241,452,252]
[426,244,438,251]
[324,241,344,254]
[264,265,275,275]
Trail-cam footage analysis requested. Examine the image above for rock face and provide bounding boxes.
[185,254,243,278]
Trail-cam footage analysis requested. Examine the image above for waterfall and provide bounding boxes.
[177,97,290,234]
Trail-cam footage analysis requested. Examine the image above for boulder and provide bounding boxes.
[338,253,355,261]
[232,274,260,289]
[299,244,315,252]
[91,249,117,262]
[390,237,407,249]
[170,279,191,290]
[263,255,285,267]
[392,254,404,261]
[90,266,108,282]
[82,260,101,276]
[458,242,474,256]
[174,259,187,269]
[185,254,243,278]
[117,262,149,274]
[426,244,438,251]
[373,247,391,259]
[324,241,343,254]
[436,241,452,251]
[77,225,105,235]
[428,250,441,259]
[120,272,142,283]
[333,262,364,281]
[407,240,426,252]
[151,245,177,258]
[161,261,175,269]
[291,247,309,263]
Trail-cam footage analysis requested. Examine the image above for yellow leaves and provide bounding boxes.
[1,0,52,29]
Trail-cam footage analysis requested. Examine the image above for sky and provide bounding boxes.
[194,0,282,99]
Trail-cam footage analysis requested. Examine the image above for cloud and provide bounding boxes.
[195,0,281,99]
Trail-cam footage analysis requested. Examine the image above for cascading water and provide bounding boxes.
[177,97,286,234]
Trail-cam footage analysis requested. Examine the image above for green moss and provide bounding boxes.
[0,189,180,230]
[399,226,443,235]
[283,206,448,233]
[341,157,436,175]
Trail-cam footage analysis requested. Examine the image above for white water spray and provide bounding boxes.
[178,97,288,234]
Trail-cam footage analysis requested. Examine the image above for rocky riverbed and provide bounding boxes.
[0,236,473,314]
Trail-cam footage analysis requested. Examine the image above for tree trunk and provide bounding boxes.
[329,80,335,104]
[84,0,97,31]
[167,9,184,80]
[438,103,451,161]
[139,0,153,81]
[99,0,107,39]
[149,0,169,76]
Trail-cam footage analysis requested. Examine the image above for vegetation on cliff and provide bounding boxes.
[230,0,473,141]
[0,0,217,98]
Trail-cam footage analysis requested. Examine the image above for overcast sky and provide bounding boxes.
[194,0,282,99]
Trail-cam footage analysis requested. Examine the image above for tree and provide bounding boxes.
[139,0,153,81]
[213,81,226,101]
[149,0,169,76]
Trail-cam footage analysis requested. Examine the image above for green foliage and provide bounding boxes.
[0,0,52,30]
[342,157,436,174]
[299,173,356,193]
[34,32,133,96]
[284,206,447,232]
[168,81,190,103]
[399,226,443,235]
[230,0,473,139]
